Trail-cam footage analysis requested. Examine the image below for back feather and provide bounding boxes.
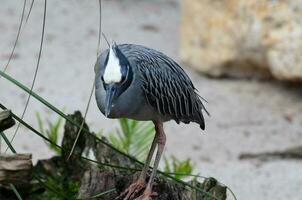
[119,44,208,130]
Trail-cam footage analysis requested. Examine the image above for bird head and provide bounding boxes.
[99,43,133,117]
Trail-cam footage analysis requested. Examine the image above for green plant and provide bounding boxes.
[29,177,80,200]
[163,155,194,179]
[108,118,195,179]
[36,112,62,155]
[0,75,232,199]
[0,1,235,197]
[108,118,155,161]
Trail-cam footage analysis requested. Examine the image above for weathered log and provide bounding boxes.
[78,167,227,200]
[0,153,32,190]
[0,110,15,132]
[0,111,227,200]
[66,112,227,200]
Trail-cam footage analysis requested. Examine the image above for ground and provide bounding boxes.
[0,0,302,200]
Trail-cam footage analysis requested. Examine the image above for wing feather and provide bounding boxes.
[119,44,208,129]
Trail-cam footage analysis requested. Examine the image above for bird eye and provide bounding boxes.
[121,68,129,84]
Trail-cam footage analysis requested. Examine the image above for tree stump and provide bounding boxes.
[0,154,33,190]
[0,109,15,132]
[0,111,227,200]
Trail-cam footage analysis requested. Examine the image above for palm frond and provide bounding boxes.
[108,118,155,161]
[35,112,62,155]
[163,155,194,179]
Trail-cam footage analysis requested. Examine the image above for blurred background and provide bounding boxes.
[1,0,302,199]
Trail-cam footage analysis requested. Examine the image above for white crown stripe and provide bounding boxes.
[103,47,122,84]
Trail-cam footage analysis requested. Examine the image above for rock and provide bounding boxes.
[180,0,302,81]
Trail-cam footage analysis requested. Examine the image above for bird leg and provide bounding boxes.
[136,122,166,200]
[140,129,159,180]
[115,124,159,200]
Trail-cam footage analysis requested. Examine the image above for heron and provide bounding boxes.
[95,43,208,200]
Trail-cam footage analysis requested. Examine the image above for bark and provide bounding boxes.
[65,112,227,200]
[0,111,227,200]
[0,110,15,132]
[0,154,33,193]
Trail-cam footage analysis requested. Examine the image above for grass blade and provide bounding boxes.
[25,0,35,23]
[88,188,116,199]
[1,105,223,199]
[0,132,23,199]
[32,174,70,199]
[68,0,104,160]
[97,0,102,56]
[1,0,27,73]
[0,132,16,153]
[0,104,61,150]
[0,71,139,164]
[9,184,23,200]
[7,0,47,151]
[67,79,95,160]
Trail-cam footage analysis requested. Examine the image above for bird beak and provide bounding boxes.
[105,83,116,117]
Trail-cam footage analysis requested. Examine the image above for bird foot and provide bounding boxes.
[134,187,157,200]
[115,177,146,200]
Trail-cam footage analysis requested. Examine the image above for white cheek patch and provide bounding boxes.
[103,47,122,84]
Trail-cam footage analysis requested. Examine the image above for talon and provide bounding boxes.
[135,187,157,200]
[150,192,158,197]
[115,178,146,200]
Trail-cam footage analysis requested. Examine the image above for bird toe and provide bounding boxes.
[114,177,146,200]
[134,187,157,200]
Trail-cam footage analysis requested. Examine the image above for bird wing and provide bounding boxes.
[121,44,208,129]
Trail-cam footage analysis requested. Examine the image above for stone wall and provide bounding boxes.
[180,0,302,81]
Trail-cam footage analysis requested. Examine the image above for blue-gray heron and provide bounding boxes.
[95,43,208,200]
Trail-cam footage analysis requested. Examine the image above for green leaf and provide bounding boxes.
[108,118,155,161]
[163,155,194,180]
[35,112,45,135]
[9,184,23,200]
[0,131,16,153]
[35,113,62,155]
